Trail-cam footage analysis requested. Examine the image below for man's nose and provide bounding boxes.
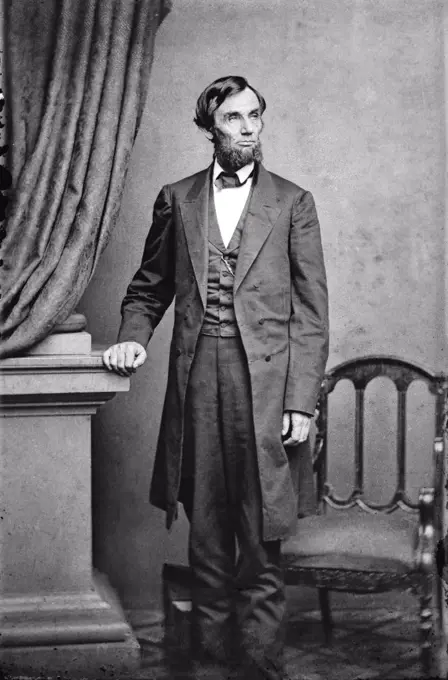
[240,117,254,134]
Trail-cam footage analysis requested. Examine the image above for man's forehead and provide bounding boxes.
[216,88,261,115]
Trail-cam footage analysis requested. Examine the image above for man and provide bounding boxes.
[103,75,329,680]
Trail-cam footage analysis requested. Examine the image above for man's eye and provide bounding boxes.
[228,114,238,121]
[250,112,260,119]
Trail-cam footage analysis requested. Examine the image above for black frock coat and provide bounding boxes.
[118,163,329,542]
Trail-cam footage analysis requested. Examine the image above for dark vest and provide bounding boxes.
[201,179,253,337]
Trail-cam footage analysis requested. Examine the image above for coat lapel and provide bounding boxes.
[234,164,282,293]
[179,166,212,309]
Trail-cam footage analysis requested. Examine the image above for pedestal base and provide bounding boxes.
[1,639,140,680]
[0,574,141,678]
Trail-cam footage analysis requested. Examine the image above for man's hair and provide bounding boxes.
[194,76,266,133]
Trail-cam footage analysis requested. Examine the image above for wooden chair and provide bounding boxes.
[281,355,447,677]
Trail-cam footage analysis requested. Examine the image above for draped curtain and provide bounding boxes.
[0,0,171,357]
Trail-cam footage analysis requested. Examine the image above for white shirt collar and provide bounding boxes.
[213,159,255,184]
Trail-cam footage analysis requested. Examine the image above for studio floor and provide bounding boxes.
[125,590,433,680]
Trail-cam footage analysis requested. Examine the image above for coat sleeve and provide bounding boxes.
[117,185,175,347]
[284,190,329,415]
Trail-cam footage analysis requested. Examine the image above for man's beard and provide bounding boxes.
[212,130,263,171]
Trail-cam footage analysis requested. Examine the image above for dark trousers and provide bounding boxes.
[182,335,286,680]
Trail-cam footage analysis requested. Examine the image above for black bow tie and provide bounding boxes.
[214,170,253,190]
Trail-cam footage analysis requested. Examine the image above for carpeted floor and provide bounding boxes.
[125,590,435,680]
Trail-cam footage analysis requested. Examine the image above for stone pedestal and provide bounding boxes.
[0,328,140,678]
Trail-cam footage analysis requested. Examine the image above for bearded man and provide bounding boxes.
[103,75,329,680]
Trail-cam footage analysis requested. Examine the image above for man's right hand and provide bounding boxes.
[102,342,147,377]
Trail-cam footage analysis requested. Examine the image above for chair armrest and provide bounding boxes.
[432,437,445,544]
[312,434,324,472]
[414,487,435,574]
[312,400,325,473]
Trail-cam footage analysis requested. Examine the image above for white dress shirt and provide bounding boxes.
[212,160,254,248]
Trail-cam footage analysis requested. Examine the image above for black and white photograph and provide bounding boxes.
[0,1,448,679]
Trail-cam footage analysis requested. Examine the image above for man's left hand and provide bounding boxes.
[282,411,311,446]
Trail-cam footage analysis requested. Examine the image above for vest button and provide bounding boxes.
[258,318,265,325]
[265,355,271,362]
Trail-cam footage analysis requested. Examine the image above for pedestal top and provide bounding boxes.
[0,349,130,398]
[1,349,108,371]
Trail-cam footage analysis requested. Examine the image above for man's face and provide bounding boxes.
[212,88,264,171]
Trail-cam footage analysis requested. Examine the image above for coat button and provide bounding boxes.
[175,348,182,357]
[265,355,271,362]
[258,318,265,325]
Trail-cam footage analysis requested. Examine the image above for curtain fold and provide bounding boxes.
[0,0,171,357]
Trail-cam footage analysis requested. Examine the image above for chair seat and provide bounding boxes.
[281,510,418,573]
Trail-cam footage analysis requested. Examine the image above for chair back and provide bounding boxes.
[313,355,446,523]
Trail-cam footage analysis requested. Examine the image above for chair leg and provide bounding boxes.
[436,568,445,644]
[318,588,333,645]
[419,578,434,678]
[435,576,448,678]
